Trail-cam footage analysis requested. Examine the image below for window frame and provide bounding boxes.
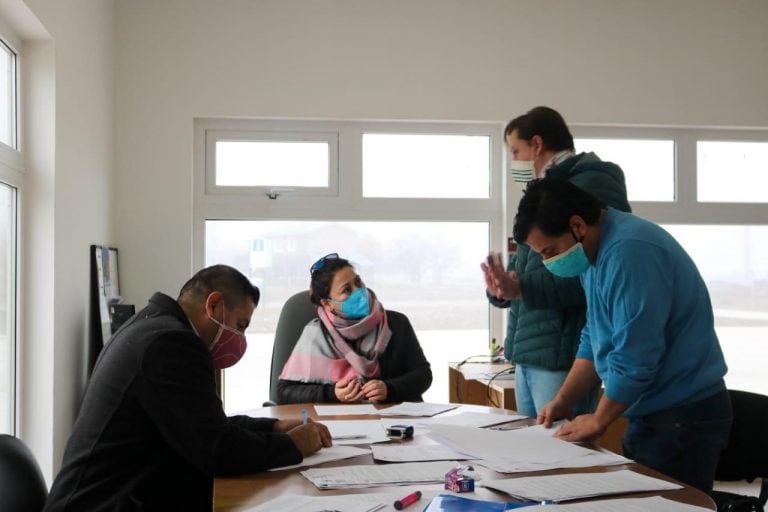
[193,117,506,346]
[0,27,21,436]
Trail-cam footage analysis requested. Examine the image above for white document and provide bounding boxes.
[370,443,473,462]
[378,402,458,417]
[524,496,711,512]
[269,445,369,471]
[430,411,526,428]
[428,423,594,463]
[301,460,457,489]
[323,420,391,445]
[314,404,380,416]
[244,491,442,512]
[483,469,682,502]
[476,449,631,473]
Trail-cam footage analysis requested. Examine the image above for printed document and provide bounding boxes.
[301,460,458,489]
[269,445,369,471]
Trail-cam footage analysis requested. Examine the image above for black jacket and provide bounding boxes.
[44,293,302,512]
[277,310,432,404]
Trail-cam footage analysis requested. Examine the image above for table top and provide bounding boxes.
[214,403,715,511]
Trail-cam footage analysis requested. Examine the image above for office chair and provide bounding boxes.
[712,390,768,512]
[0,434,48,512]
[264,290,317,405]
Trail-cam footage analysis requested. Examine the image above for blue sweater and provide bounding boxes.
[576,208,727,417]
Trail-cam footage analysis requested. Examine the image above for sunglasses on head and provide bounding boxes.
[309,253,339,275]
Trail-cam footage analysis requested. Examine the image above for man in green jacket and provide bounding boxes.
[482,106,631,418]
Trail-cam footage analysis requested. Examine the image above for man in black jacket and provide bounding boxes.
[45,265,331,511]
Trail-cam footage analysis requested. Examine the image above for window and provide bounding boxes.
[195,119,503,413]
[574,138,675,202]
[0,182,17,433]
[664,225,768,395]
[698,141,768,203]
[0,31,19,436]
[205,129,338,197]
[206,220,489,414]
[362,133,491,198]
[0,38,16,149]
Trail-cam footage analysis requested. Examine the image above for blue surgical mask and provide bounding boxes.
[331,287,370,319]
[542,233,590,278]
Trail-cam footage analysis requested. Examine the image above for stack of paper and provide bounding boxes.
[428,423,630,473]
[430,411,526,428]
[370,443,473,462]
[301,460,458,489]
[243,492,393,512]
[526,496,712,512]
[483,469,682,502]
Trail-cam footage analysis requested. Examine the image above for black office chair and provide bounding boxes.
[263,290,317,405]
[0,434,48,512]
[712,390,768,512]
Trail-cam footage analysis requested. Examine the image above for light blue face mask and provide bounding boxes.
[332,287,370,319]
[542,235,591,278]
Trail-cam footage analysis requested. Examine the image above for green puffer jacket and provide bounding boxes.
[490,152,631,369]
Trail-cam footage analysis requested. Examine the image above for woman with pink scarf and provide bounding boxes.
[278,254,432,404]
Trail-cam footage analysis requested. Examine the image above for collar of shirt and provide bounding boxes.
[542,150,576,172]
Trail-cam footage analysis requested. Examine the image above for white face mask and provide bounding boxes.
[509,159,535,184]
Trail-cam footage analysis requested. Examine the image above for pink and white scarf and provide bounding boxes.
[279,289,391,384]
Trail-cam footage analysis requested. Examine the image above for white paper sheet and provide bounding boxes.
[269,445,369,471]
[322,420,391,445]
[301,460,458,489]
[524,496,711,512]
[428,423,595,463]
[476,449,631,473]
[244,491,442,512]
[483,469,682,502]
[370,443,474,462]
[314,404,380,416]
[430,411,526,428]
[378,402,459,417]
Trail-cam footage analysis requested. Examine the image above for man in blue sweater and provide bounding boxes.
[513,178,731,493]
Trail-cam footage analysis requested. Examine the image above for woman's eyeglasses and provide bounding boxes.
[309,253,339,275]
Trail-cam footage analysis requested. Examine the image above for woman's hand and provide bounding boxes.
[334,376,365,402]
[361,379,388,402]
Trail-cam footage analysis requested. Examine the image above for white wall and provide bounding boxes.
[13,0,114,483]
[113,0,768,307]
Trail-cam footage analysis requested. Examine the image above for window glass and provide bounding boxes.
[362,134,490,198]
[575,138,675,202]
[215,140,329,187]
[0,39,15,149]
[205,220,490,414]
[697,141,768,203]
[0,182,16,433]
[664,225,768,396]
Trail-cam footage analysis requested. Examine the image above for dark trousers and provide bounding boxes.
[622,389,732,493]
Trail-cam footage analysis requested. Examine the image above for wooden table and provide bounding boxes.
[214,403,715,511]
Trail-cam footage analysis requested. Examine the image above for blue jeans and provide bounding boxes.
[622,389,732,494]
[514,364,598,418]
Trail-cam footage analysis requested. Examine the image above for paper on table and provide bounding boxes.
[370,443,474,462]
[523,496,711,511]
[314,404,380,416]
[378,402,458,417]
[476,449,631,473]
[269,445,369,471]
[244,491,442,512]
[323,420,391,445]
[430,411,526,428]
[428,423,594,463]
[482,469,682,502]
[301,460,458,489]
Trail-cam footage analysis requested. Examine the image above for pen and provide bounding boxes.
[301,408,308,425]
[331,434,366,440]
[393,490,421,510]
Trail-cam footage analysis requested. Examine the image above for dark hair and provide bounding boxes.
[178,264,260,309]
[513,178,604,243]
[504,106,575,152]
[309,256,353,305]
